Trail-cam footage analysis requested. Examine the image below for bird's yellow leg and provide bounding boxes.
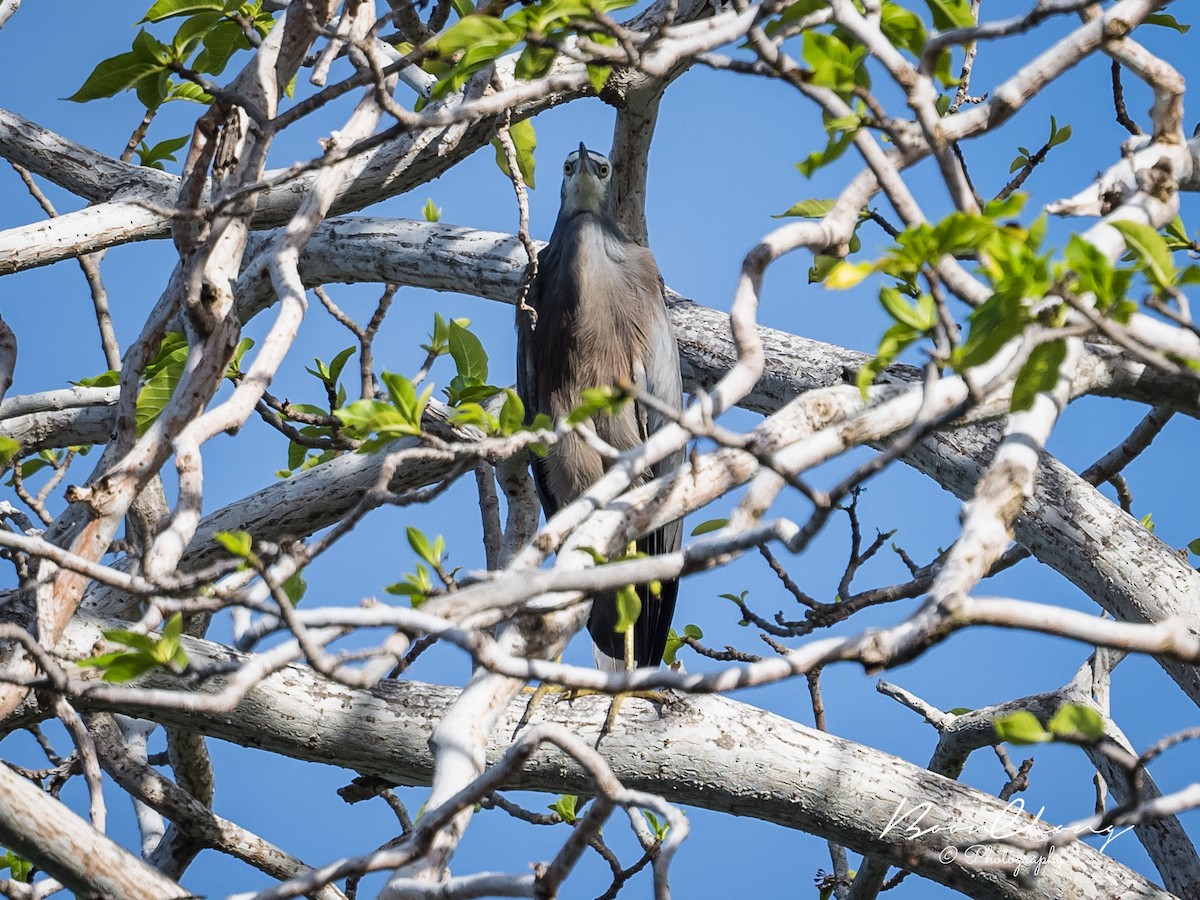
[601,624,668,735]
[517,653,578,730]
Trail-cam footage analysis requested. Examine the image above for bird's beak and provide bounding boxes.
[578,141,595,177]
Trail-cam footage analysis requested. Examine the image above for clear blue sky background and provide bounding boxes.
[1,2,1199,898]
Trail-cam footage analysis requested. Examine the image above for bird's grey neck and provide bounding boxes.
[552,207,622,241]
[557,195,613,221]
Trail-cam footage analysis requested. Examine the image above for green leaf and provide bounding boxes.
[383,371,433,426]
[226,337,255,379]
[136,134,190,170]
[642,809,668,839]
[498,389,525,435]
[613,585,642,634]
[1109,219,1176,292]
[422,198,442,222]
[880,2,927,56]
[167,79,213,103]
[797,114,857,177]
[994,710,1051,745]
[1047,704,1105,740]
[430,14,522,98]
[171,9,223,57]
[566,385,629,425]
[1164,215,1191,250]
[68,38,168,102]
[136,70,171,110]
[492,117,537,189]
[387,563,435,607]
[587,61,613,94]
[326,346,357,389]
[407,526,442,567]
[953,292,1028,370]
[548,794,579,824]
[1047,116,1071,148]
[448,321,490,384]
[136,332,190,436]
[879,287,935,331]
[1065,235,1124,312]
[774,197,836,219]
[1188,537,1200,556]
[336,398,419,444]
[99,628,159,654]
[807,253,841,285]
[930,211,996,256]
[214,529,254,560]
[764,0,825,36]
[423,312,468,356]
[193,19,249,76]
[1144,13,1190,33]
[1010,339,1066,413]
[661,624,703,665]
[96,653,161,683]
[1,850,31,883]
[73,369,121,388]
[983,193,1028,221]
[690,518,729,536]
[79,615,189,682]
[931,46,957,88]
[857,321,919,397]
[283,570,307,605]
[824,261,873,290]
[446,380,503,408]
[142,0,226,22]
[1140,512,1155,533]
[154,612,184,665]
[0,437,19,469]
[802,31,865,93]
[433,13,519,55]
[923,0,975,30]
[515,43,557,81]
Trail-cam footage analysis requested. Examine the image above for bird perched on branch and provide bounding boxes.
[516,142,684,671]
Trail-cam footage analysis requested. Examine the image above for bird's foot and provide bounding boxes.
[517,682,583,731]
[516,684,668,735]
[600,689,669,737]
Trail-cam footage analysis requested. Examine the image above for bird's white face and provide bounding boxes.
[559,145,612,218]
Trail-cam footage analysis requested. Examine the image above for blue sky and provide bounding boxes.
[1,2,1199,897]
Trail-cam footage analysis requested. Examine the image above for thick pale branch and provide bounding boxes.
[29,619,1172,900]
[0,751,187,899]
[86,712,348,900]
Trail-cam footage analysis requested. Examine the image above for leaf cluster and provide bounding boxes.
[994,705,1106,745]
[69,0,276,114]
[771,1,971,179]
[275,346,356,477]
[385,526,451,607]
[75,333,252,438]
[77,612,190,683]
[428,0,631,100]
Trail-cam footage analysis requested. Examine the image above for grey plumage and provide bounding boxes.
[516,142,684,668]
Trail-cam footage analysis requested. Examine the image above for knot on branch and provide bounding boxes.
[1101,16,1134,42]
[1137,157,1178,203]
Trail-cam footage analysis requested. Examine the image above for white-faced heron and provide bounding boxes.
[516,142,684,670]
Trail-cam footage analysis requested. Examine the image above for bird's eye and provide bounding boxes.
[599,164,610,177]
[564,162,573,174]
